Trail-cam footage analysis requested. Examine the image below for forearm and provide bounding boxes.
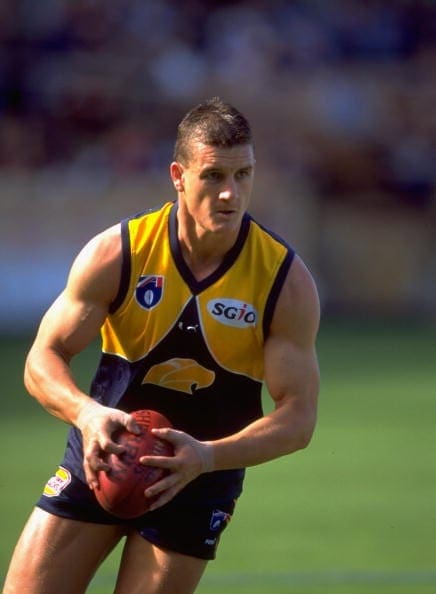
[24,345,93,426]
[210,398,317,471]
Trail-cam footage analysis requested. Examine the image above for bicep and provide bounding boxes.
[32,227,122,361]
[35,291,107,361]
[264,255,320,411]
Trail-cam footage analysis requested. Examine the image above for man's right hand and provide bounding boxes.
[75,401,141,490]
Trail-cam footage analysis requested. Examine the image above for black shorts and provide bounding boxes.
[36,465,236,560]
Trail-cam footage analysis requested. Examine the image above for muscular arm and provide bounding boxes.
[210,254,320,468]
[24,227,120,421]
[146,255,320,508]
[24,225,139,487]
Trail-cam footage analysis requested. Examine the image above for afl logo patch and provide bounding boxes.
[135,275,164,310]
[207,298,257,328]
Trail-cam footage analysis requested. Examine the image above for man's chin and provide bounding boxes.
[210,211,241,231]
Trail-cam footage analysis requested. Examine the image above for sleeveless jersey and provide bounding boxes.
[62,201,295,502]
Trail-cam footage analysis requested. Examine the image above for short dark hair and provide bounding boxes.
[173,97,253,164]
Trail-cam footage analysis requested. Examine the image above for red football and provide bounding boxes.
[95,409,173,519]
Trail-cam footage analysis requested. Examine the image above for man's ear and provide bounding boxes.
[170,161,184,192]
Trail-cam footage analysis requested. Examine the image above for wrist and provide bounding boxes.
[75,399,99,431]
[199,441,215,473]
[187,438,215,473]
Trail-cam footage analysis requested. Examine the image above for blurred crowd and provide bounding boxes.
[1,0,435,209]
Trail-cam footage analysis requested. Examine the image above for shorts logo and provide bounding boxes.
[43,466,71,497]
[207,298,257,328]
[135,275,164,310]
[210,509,232,532]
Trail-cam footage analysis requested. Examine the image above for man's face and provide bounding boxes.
[171,140,255,236]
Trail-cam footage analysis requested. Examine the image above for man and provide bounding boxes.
[3,98,320,594]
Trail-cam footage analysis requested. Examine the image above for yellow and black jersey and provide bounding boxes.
[62,201,295,500]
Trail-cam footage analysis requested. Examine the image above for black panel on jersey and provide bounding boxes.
[108,217,132,314]
[112,297,264,441]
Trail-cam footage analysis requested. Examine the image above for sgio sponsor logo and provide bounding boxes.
[207,299,257,328]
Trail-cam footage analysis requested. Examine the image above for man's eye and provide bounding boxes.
[236,169,250,180]
[205,171,221,181]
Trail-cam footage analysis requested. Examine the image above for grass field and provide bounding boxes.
[1,319,435,593]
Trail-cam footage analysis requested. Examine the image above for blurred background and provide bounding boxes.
[1,2,436,592]
[1,0,435,330]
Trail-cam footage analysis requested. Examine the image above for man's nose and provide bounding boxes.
[218,177,238,200]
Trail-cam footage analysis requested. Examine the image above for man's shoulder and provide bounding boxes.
[124,201,174,226]
[83,223,123,262]
[276,254,320,334]
[247,213,295,256]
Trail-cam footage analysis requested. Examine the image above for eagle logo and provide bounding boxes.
[142,358,215,395]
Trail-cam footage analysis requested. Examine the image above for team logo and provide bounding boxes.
[210,509,232,531]
[142,358,215,395]
[207,298,257,328]
[43,466,71,497]
[135,275,164,310]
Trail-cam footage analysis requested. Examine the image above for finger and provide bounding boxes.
[147,484,181,512]
[151,427,185,443]
[103,440,126,455]
[139,455,175,469]
[83,457,100,490]
[124,415,142,435]
[145,473,177,498]
[84,466,98,490]
[84,443,111,489]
